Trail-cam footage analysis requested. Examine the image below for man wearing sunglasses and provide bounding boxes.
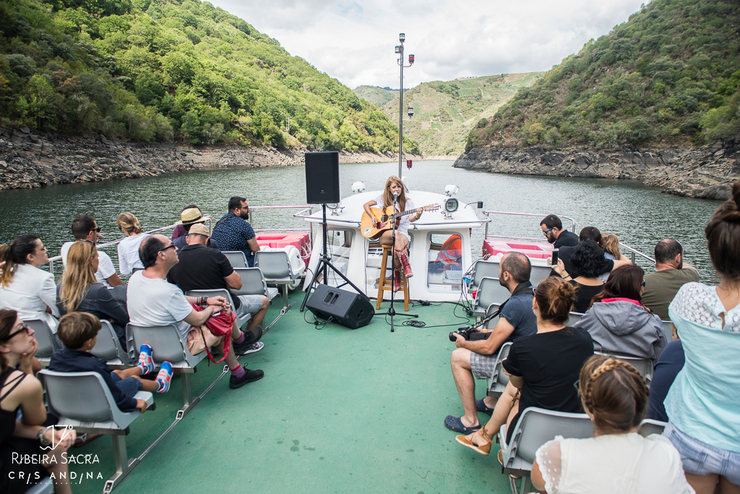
[539,214,579,249]
[60,214,125,301]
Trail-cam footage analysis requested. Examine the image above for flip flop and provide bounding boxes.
[444,415,481,433]
[475,398,494,416]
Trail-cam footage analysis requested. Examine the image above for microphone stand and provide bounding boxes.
[382,192,417,332]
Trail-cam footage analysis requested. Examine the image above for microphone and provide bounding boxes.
[393,192,399,199]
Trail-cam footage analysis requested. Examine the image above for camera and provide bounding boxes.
[449,326,476,342]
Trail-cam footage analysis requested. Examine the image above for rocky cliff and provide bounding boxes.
[454,141,740,200]
[0,127,402,190]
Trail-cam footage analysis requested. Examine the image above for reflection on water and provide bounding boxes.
[0,160,723,282]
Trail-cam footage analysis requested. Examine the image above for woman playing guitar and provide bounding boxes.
[362,176,423,289]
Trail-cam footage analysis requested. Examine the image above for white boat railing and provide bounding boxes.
[481,210,654,265]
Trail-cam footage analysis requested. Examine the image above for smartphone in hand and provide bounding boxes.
[551,249,559,266]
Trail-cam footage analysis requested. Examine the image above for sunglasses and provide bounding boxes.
[1,323,29,342]
[159,244,176,252]
[542,227,554,236]
[92,227,102,233]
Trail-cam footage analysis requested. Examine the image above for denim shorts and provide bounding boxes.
[110,372,143,399]
[665,422,740,485]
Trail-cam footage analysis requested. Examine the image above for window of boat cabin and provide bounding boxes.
[427,233,463,292]
[323,229,352,283]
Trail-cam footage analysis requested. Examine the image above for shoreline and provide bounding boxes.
[0,127,421,191]
[454,141,740,200]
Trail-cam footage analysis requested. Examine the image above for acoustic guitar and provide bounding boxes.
[360,204,440,239]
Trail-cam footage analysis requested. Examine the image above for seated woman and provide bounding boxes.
[0,235,60,331]
[663,180,740,494]
[56,241,129,348]
[362,176,423,289]
[0,309,75,494]
[574,264,666,364]
[455,277,593,459]
[116,212,149,275]
[554,239,608,313]
[531,355,693,494]
[600,233,622,261]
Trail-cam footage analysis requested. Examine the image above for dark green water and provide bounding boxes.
[0,160,723,282]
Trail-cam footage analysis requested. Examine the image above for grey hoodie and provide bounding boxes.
[573,300,667,364]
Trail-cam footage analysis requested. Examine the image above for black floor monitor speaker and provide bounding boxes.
[305,152,340,204]
[306,284,374,329]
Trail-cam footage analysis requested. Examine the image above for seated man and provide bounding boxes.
[211,196,260,267]
[173,206,219,252]
[445,252,537,433]
[127,234,263,389]
[167,223,267,354]
[50,312,174,413]
[540,214,579,249]
[642,239,700,320]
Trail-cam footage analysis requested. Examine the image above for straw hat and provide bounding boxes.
[177,207,204,225]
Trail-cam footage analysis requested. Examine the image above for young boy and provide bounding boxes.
[49,312,173,413]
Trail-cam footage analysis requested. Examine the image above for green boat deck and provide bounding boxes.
[66,291,513,493]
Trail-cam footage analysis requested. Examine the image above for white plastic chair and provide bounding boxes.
[254,251,304,309]
[25,319,60,367]
[473,277,511,318]
[38,370,154,493]
[638,418,668,437]
[529,265,552,287]
[230,267,279,302]
[486,341,512,397]
[499,407,594,494]
[468,259,500,293]
[594,351,654,384]
[91,320,133,369]
[126,323,205,414]
[222,251,248,268]
[566,311,585,327]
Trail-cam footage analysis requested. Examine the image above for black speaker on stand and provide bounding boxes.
[300,152,375,327]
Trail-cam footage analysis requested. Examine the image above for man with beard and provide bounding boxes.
[445,252,537,433]
[211,197,261,267]
[540,214,579,249]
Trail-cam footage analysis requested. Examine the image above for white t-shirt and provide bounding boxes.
[117,234,149,275]
[60,241,117,288]
[535,433,693,494]
[371,194,416,236]
[126,271,194,337]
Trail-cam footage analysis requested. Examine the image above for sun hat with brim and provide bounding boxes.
[188,223,210,237]
[177,207,204,225]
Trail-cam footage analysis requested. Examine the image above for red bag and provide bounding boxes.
[190,304,236,363]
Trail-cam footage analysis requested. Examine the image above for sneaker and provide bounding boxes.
[242,326,264,345]
[234,341,264,356]
[156,361,173,393]
[137,344,155,375]
[229,368,264,389]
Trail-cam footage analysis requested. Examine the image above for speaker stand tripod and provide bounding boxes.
[300,203,368,313]
[378,195,418,332]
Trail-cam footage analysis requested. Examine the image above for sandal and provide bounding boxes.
[475,398,495,416]
[444,415,481,433]
[455,427,493,455]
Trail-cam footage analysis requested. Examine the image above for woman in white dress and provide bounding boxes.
[116,212,149,275]
[530,354,693,494]
[0,235,59,331]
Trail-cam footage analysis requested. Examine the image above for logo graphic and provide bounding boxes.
[40,425,75,451]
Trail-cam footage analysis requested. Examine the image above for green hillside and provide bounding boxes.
[0,0,419,153]
[466,0,740,151]
[356,73,542,156]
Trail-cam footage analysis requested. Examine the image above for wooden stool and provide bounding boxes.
[376,245,410,311]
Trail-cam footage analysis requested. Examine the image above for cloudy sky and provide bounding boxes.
[207,0,649,90]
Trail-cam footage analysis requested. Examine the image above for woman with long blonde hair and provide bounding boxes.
[363,176,423,287]
[56,241,128,347]
[116,212,149,275]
